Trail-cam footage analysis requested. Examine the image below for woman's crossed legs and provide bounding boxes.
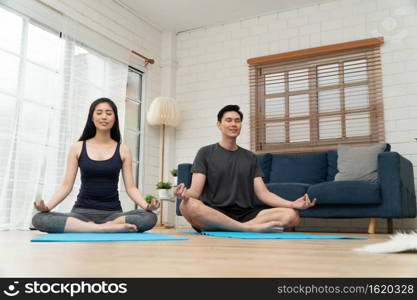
[32,207,157,233]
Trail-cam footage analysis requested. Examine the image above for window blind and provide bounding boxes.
[248,37,385,154]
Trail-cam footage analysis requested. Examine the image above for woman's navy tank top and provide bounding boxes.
[74,140,122,211]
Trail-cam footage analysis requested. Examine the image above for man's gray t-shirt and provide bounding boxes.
[191,143,264,209]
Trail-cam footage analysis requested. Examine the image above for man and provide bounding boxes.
[175,105,316,232]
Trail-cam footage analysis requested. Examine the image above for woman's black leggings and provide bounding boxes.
[32,207,157,233]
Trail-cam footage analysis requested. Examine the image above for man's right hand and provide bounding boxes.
[34,199,50,212]
[175,183,189,201]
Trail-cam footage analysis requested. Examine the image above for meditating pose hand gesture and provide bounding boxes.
[174,183,189,202]
[145,198,161,211]
[34,199,50,212]
[292,194,316,210]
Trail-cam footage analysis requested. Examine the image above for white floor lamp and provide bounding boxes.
[146,96,180,228]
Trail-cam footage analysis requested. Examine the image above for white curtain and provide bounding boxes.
[0,6,129,229]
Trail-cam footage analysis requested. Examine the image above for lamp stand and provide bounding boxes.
[155,124,173,229]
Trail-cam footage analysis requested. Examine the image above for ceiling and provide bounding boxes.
[116,0,333,33]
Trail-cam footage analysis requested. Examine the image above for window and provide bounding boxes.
[248,37,385,154]
[0,5,130,228]
[0,7,63,226]
[116,66,144,210]
[124,67,143,187]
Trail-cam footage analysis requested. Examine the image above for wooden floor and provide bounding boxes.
[1,229,416,277]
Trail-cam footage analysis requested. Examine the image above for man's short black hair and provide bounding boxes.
[217,105,243,122]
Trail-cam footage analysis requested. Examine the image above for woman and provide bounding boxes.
[32,98,159,233]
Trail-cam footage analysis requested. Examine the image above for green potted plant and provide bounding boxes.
[144,194,160,215]
[170,168,178,185]
[156,181,172,199]
[145,194,156,204]
[170,169,177,177]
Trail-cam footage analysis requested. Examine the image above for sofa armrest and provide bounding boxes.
[378,152,416,217]
[176,163,192,216]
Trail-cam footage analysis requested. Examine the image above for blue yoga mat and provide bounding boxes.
[201,231,366,240]
[31,232,188,242]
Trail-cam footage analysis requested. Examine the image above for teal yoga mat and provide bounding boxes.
[31,232,188,242]
[201,231,366,240]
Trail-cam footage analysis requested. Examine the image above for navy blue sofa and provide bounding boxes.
[176,145,416,233]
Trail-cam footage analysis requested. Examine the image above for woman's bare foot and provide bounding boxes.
[248,221,284,233]
[104,216,126,225]
[98,223,137,233]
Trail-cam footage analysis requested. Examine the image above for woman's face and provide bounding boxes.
[92,102,115,131]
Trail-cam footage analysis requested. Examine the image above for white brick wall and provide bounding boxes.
[175,0,417,232]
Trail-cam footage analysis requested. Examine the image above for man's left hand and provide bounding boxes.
[292,194,316,210]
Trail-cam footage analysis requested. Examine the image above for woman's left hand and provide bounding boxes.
[146,198,160,211]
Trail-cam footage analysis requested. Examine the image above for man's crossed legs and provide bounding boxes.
[180,198,300,233]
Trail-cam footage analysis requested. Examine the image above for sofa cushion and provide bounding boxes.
[327,144,391,182]
[326,150,338,181]
[307,181,381,205]
[256,153,272,183]
[252,182,309,207]
[270,152,327,184]
[335,143,387,182]
[266,182,310,200]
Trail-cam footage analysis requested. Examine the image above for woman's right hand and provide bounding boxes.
[34,199,50,212]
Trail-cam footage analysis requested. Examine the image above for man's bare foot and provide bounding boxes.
[248,221,284,233]
[98,223,137,233]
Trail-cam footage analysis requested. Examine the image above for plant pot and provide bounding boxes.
[158,188,171,200]
[162,200,175,227]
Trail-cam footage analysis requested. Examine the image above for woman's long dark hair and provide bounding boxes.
[78,98,121,142]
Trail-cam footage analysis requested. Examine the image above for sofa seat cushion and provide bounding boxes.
[307,181,381,205]
[270,152,327,184]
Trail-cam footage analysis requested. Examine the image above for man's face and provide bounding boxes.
[217,111,242,138]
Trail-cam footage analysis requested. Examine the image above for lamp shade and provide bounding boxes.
[146,96,180,127]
